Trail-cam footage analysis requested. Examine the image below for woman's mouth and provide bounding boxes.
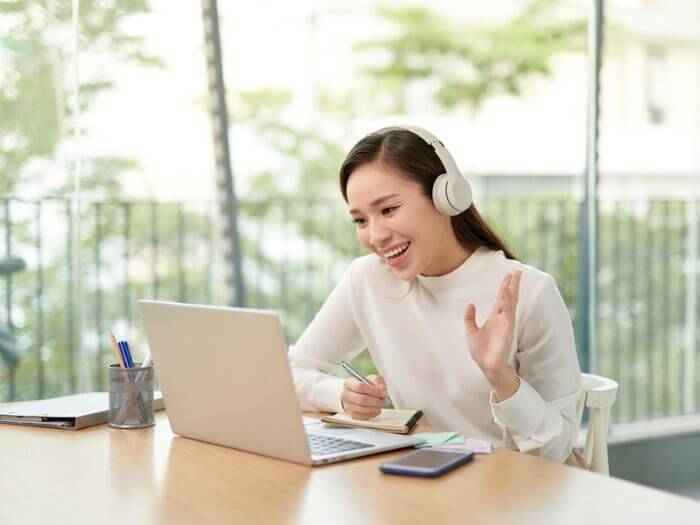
[383,242,411,267]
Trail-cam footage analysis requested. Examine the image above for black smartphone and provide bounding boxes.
[379,448,474,477]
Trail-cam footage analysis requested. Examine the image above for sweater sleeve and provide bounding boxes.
[287,262,366,413]
[489,274,582,462]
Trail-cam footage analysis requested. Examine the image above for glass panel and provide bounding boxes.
[1,1,77,401]
[0,1,219,401]
[598,0,700,422]
[75,1,221,394]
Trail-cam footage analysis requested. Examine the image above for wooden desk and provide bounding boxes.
[1,411,698,525]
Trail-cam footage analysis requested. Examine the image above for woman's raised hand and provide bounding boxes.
[464,271,522,381]
[340,375,387,420]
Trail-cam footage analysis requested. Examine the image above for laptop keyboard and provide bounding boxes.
[306,432,374,456]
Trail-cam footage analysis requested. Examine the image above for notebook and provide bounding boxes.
[321,408,423,434]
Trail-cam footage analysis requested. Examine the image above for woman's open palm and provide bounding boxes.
[464,271,522,375]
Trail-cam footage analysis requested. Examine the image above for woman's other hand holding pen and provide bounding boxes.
[340,375,387,420]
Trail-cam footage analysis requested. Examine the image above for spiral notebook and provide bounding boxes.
[320,408,423,434]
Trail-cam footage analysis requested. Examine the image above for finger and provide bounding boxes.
[366,375,388,398]
[502,287,513,310]
[503,272,522,313]
[367,374,386,390]
[464,303,478,332]
[511,271,523,302]
[347,378,386,398]
[345,403,382,419]
[491,273,512,314]
[345,390,385,408]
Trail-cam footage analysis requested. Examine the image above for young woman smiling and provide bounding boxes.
[288,126,582,462]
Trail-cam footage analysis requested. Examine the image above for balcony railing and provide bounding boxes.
[1,195,698,428]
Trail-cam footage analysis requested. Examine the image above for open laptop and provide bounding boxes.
[138,300,423,465]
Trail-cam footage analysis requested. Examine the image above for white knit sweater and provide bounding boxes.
[288,246,582,462]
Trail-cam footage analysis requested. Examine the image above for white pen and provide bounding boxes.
[340,360,394,406]
[141,352,153,369]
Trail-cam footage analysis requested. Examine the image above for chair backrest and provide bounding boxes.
[576,373,619,475]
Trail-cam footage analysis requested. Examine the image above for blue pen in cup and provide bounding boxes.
[119,341,134,368]
[340,360,394,407]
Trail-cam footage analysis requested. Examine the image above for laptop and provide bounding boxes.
[138,300,423,465]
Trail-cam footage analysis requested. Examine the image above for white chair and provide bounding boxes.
[575,372,619,475]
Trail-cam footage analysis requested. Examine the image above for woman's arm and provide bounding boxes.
[288,262,366,413]
[489,274,582,462]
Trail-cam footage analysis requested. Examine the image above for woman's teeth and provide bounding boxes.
[385,242,410,259]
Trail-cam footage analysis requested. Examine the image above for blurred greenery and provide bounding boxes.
[0,0,590,398]
[1,1,696,426]
[0,0,170,399]
[0,0,162,198]
[352,0,585,114]
[0,324,20,369]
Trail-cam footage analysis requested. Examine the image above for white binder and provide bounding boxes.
[0,391,164,430]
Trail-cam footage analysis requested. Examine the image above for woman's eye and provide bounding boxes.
[352,217,366,226]
[382,206,398,215]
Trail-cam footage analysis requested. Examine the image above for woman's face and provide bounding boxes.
[346,162,455,281]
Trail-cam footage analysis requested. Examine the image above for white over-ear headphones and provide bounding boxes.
[377,125,473,216]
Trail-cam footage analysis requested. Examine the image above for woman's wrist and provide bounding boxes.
[484,365,520,403]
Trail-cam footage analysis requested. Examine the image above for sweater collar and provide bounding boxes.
[415,246,496,291]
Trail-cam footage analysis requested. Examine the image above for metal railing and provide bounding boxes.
[1,196,698,427]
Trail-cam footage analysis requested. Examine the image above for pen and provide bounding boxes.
[141,351,153,369]
[123,341,134,368]
[118,341,133,368]
[340,360,394,407]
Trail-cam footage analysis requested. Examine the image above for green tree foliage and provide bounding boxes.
[354,0,585,113]
[0,0,162,197]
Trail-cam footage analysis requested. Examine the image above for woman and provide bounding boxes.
[288,126,581,462]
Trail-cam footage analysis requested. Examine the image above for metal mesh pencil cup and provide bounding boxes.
[108,363,155,428]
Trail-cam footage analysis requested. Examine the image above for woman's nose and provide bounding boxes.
[369,221,391,248]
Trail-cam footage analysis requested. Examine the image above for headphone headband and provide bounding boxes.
[375,125,472,215]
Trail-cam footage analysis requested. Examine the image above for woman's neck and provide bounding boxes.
[420,236,472,277]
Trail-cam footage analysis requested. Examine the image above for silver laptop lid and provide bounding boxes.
[138,300,313,465]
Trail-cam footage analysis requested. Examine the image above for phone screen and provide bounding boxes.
[387,449,469,469]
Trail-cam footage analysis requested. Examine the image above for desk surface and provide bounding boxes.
[1,411,699,525]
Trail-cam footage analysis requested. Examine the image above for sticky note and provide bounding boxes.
[413,431,460,448]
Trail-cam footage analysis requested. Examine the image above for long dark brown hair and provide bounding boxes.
[339,128,516,260]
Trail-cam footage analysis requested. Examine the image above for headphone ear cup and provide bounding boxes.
[432,173,452,215]
[447,176,472,214]
[432,173,472,216]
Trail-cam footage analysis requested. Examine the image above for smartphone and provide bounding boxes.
[379,448,474,477]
